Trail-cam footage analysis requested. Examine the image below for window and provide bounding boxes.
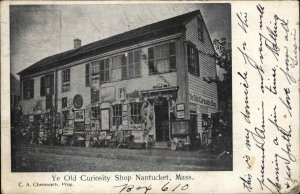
[91,106,101,118]
[85,63,90,87]
[130,102,142,124]
[123,50,141,78]
[187,43,200,76]
[111,55,123,81]
[112,104,122,126]
[41,74,54,96]
[62,69,70,92]
[23,79,34,100]
[100,58,110,84]
[197,17,204,42]
[62,97,68,108]
[148,42,176,74]
[91,60,100,86]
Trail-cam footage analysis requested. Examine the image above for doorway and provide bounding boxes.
[154,98,169,142]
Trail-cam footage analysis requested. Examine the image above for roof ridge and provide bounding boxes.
[18,10,200,76]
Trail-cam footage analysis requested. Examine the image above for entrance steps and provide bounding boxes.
[153,141,169,149]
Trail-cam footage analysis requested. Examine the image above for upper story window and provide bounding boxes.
[197,17,204,42]
[187,43,200,76]
[100,58,110,84]
[62,69,70,92]
[123,50,141,79]
[148,42,176,74]
[85,49,141,86]
[111,55,123,81]
[23,79,34,100]
[40,74,54,96]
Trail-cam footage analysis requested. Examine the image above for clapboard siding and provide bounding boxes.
[22,40,179,114]
[57,64,91,112]
[21,75,48,114]
[185,16,218,108]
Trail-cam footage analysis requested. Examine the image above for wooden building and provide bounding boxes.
[18,10,218,148]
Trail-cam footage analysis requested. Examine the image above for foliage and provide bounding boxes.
[202,38,232,151]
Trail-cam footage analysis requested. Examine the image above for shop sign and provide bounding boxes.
[189,92,217,108]
[101,109,110,131]
[91,87,100,104]
[29,115,34,122]
[176,103,185,111]
[100,86,115,102]
[74,109,85,122]
[176,111,185,119]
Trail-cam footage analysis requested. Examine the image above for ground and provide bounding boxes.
[11,144,232,172]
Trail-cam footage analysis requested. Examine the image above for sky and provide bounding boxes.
[10,3,231,78]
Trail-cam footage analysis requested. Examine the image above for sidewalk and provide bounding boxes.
[17,144,232,170]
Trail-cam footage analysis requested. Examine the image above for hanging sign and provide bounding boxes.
[101,109,110,131]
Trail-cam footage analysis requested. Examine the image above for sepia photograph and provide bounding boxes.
[10,3,232,172]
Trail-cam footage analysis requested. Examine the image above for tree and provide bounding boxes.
[202,38,232,151]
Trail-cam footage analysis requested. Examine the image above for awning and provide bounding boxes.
[140,86,179,99]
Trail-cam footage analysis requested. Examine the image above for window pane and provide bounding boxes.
[169,42,176,56]
[148,47,154,60]
[170,56,176,70]
[134,50,140,63]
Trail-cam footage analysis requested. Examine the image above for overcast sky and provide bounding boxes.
[10,3,231,78]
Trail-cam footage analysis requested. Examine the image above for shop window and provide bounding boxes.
[85,63,90,87]
[100,58,110,84]
[130,102,142,124]
[187,43,200,76]
[62,97,67,108]
[62,69,70,92]
[91,106,101,118]
[40,74,54,96]
[23,79,34,100]
[148,42,176,74]
[197,17,204,42]
[112,104,122,126]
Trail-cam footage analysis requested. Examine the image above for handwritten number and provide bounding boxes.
[161,182,169,192]
[172,184,181,192]
[181,184,189,191]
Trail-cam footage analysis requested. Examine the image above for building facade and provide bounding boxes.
[18,10,218,148]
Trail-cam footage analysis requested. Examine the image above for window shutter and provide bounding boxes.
[148,47,154,74]
[30,79,34,98]
[187,43,191,70]
[195,48,200,76]
[86,63,90,87]
[169,42,176,70]
[121,54,127,79]
[40,76,45,96]
[49,74,54,95]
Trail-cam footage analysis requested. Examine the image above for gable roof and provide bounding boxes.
[18,10,200,77]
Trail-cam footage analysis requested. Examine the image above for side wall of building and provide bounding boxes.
[185,15,218,135]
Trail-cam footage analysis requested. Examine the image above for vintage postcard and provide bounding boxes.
[1,1,299,194]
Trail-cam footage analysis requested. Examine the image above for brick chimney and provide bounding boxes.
[74,39,81,49]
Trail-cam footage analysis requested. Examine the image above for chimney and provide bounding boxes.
[74,39,81,49]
